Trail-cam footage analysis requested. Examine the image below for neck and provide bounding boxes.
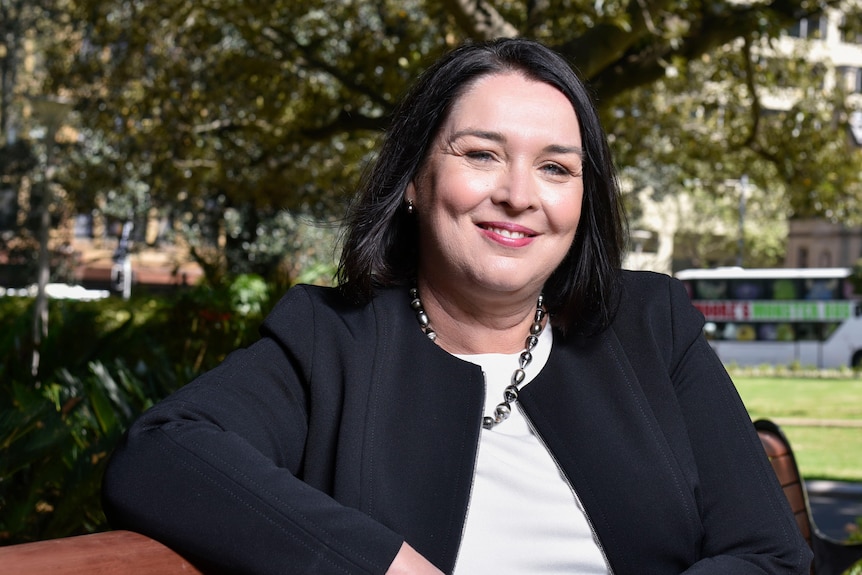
[414,278,544,355]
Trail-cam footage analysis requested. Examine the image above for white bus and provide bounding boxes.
[675,267,862,369]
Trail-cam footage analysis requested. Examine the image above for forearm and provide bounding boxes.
[673,340,811,573]
[103,418,403,575]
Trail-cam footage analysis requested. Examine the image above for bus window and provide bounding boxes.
[795,323,820,341]
[736,324,757,341]
[722,323,737,340]
[696,280,727,299]
[775,323,795,341]
[771,279,798,300]
[732,280,763,299]
[758,324,778,341]
[805,278,838,300]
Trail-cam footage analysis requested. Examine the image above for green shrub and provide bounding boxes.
[0,359,175,543]
[848,517,862,544]
[0,275,273,543]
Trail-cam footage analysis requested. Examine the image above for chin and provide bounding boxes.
[475,277,544,297]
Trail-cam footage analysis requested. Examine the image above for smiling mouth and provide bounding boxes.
[480,225,535,239]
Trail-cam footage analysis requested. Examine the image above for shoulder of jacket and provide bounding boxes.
[615,269,703,337]
[266,284,410,333]
[619,270,673,303]
[620,269,672,289]
[614,270,693,322]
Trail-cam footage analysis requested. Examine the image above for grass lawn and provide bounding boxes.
[732,376,862,482]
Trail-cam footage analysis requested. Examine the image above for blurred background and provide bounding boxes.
[1,0,861,559]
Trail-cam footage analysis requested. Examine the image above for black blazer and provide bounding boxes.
[102,270,812,574]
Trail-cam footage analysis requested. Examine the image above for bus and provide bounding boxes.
[674,267,862,369]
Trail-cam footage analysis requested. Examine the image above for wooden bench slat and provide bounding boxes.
[0,530,202,575]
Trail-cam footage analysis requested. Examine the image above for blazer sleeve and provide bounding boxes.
[663,277,813,574]
[101,287,403,575]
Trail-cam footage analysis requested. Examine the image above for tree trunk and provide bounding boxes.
[30,130,54,380]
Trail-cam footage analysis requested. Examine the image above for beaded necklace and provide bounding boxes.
[408,287,546,429]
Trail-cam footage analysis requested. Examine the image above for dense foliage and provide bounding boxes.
[0,277,272,543]
[5,0,860,277]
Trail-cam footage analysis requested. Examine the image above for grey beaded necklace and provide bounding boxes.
[408,287,547,429]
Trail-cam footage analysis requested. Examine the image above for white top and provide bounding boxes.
[452,327,609,575]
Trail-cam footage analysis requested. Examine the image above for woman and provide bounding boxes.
[102,38,811,574]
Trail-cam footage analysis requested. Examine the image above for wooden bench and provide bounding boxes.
[755,418,862,575]
[0,529,203,574]
[0,419,859,574]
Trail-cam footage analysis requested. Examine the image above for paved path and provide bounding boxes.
[807,480,862,540]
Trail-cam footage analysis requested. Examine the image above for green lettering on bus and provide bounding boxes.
[748,301,853,321]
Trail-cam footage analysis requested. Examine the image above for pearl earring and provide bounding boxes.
[406,199,415,214]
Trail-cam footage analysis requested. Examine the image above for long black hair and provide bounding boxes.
[337,38,627,335]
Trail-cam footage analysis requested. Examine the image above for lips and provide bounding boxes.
[477,222,538,247]
[479,223,537,239]
[485,226,529,239]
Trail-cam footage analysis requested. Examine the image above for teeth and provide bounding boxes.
[488,227,527,239]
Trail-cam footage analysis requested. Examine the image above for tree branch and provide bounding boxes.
[555,0,673,81]
[259,26,393,109]
[740,35,763,150]
[438,0,518,40]
[299,109,388,140]
[558,0,846,103]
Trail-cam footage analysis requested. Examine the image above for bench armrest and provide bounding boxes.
[0,530,202,575]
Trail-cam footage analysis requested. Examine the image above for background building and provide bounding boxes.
[785,218,862,268]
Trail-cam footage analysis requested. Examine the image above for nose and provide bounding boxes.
[492,162,537,211]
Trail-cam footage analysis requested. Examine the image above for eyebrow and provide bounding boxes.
[449,129,505,144]
[448,129,584,157]
[544,143,584,157]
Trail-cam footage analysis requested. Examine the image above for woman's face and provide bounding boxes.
[408,72,584,301]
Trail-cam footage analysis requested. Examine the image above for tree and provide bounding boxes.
[45,0,862,279]
[0,0,44,231]
[605,16,862,269]
[1,0,86,378]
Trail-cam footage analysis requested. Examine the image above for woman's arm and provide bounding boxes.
[665,278,813,574]
[102,289,405,574]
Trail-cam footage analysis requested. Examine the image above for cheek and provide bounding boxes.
[421,170,491,215]
[546,189,584,233]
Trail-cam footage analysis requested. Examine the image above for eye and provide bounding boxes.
[540,162,581,178]
[465,150,496,162]
[540,162,569,176]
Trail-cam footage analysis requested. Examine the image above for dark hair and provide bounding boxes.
[337,38,627,335]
